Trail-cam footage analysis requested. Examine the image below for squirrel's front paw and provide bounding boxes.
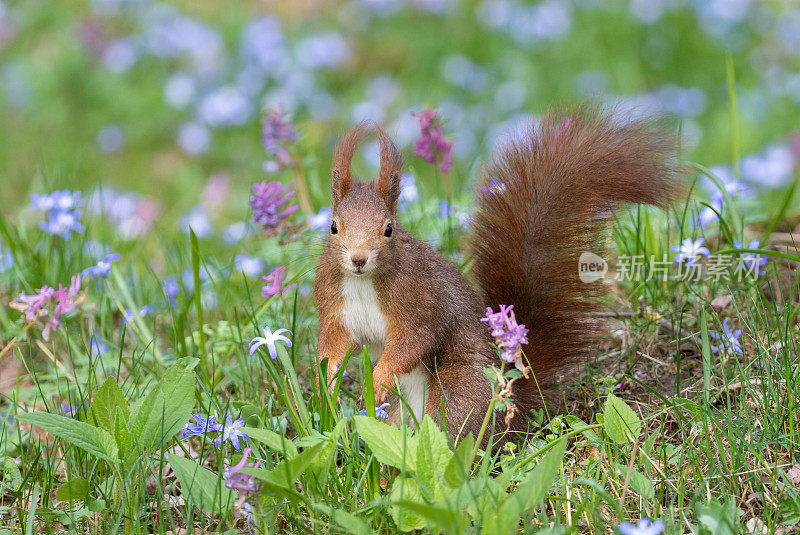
[372,366,394,405]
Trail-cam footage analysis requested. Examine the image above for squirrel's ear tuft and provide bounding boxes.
[331,122,368,205]
[373,126,403,213]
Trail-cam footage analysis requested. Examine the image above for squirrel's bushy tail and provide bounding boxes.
[470,106,679,406]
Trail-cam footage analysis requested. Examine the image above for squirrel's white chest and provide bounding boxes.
[340,277,388,358]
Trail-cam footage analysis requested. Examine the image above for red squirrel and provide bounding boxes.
[313,106,678,440]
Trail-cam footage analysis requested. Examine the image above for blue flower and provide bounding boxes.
[82,253,120,280]
[360,402,391,419]
[181,413,223,440]
[733,239,766,275]
[438,200,455,219]
[397,173,418,211]
[177,121,211,156]
[248,325,293,358]
[178,206,213,238]
[670,238,710,266]
[123,305,152,323]
[234,255,264,278]
[709,319,742,355]
[31,191,85,239]
[215,412,249,451]
[161,275,180,306]
[89,335,109,358]
[97,124,125,154]
[618,519,665,535]
[223,222,252,244]
[308,207,332,231]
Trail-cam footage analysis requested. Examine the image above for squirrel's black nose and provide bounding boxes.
[351,255,367,268]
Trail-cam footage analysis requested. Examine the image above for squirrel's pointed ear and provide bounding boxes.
[374,127,403,213]
[331,122,368,205]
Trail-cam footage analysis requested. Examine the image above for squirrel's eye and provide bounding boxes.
[330,221,338,234]
[384,223,393,237]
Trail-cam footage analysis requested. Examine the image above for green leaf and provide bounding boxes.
[389,476,427,531]
[444,433,474,488]
[354,414,417,470]
[55,477,89,502]
[168,454,234,515]
[494,437,566,532]
[1,457,22,492]
[114,406,131,459]
[695,498,740,535]
[239,443,324,504]
[392,500,464,534]
[240,426,298,459]
[671,397,703,422]
[603,393,641,445]
[415,415,454,498]
[19,413,118,462]
[308,420,347,485]
[313,503,374,535]
[613,463,654,500]
[89,377,129,435]
[131,358,198,451]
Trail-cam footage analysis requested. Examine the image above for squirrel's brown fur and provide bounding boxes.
[314,106,678,444]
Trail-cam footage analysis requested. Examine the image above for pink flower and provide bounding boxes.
[261,266,297,297]
[201,174,230,213]
[11,275,85,340]
[412,108,454,174]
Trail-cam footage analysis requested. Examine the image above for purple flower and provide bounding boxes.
[223,447,261,495]
[360,402,391,419]
[82,253,120,279]
[481,304,529,366]
[733,239,766,275]
[249,325,293,358]
[261,109,297,168]
[670,238,710,266]
[181,413,223,440]
[412,108,453,173]
[60,403,76,418]
[250,181,299,233]
[215,412,249,451]
[261,266,297,297]
[709,319,742,355]
[31,191,85,239]
[618,518,665,535]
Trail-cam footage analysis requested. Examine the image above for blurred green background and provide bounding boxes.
[1,0,799,219]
